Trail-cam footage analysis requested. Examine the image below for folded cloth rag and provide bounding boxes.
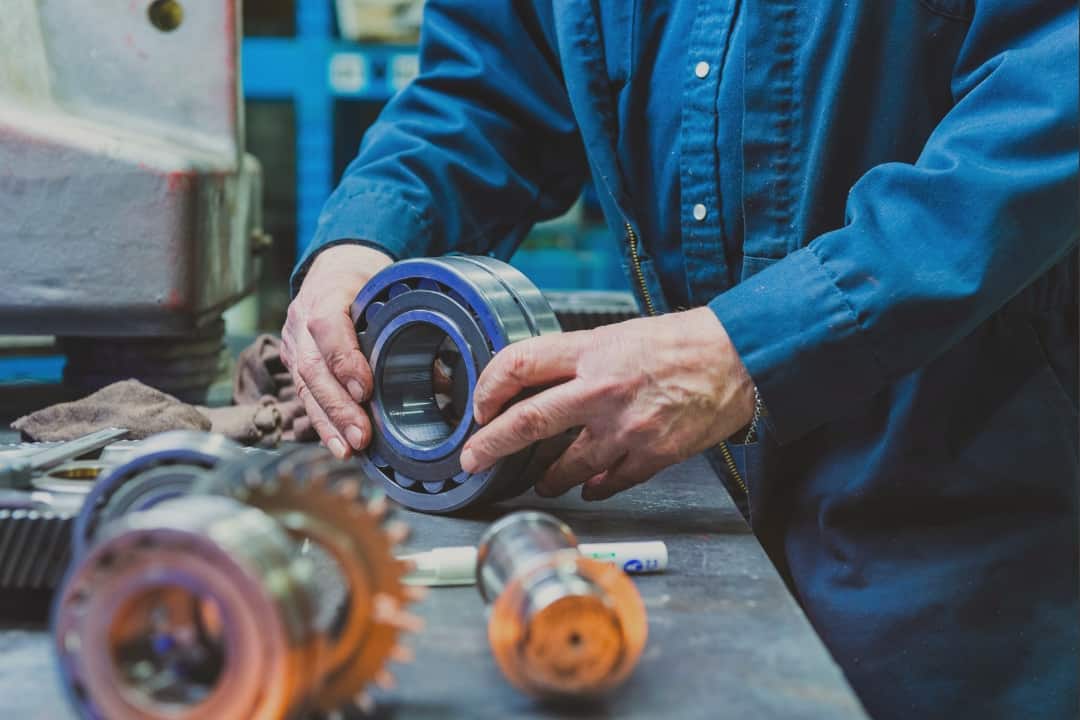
[233,334,314,442]
[234,334,295,403]
[198,397,284,448]
[12,380,288,448]
[11,379,211,441]
[12,334,320,446]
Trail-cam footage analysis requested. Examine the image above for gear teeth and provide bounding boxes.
[374,670,396,691]
[353,692,376,715]
[335,478,361,501]
[374,593,424,633]
[389,644,415,664]
[388,282,411,298]
[366,495,390,520]
[0,509,73,591]
[418,278,441,292]
[403,585,429,603]
[196,444,419,716]
[385,521,410,545]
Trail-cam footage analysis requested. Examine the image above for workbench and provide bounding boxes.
[0,442,867,719]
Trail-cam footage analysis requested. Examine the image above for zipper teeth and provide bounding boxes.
[623,220,747,497]
[716,441,748,496]
[625,223,657,317]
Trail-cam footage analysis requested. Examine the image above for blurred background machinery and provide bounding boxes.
[0,0,635,399]
[0,0,265,402]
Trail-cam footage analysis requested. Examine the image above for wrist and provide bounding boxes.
[308,242,394,279]
[685,307,758,438]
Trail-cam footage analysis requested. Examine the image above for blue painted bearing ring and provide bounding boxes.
[351,256,561,514]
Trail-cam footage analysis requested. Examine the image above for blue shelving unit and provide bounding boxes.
[241,1,625,292]
[242,2,419,252]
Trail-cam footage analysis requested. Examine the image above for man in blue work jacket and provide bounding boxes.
[282,2,1078,717]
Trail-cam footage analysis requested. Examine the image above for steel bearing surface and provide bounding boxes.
[351,255,562,513]
[72,431,244,557]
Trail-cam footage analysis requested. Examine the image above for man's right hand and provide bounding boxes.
[281,244,394,458]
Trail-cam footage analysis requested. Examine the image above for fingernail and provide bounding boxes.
[345,425,365,450]
[347,380,366,403]
[460,447,478,473]
[327,437,347,459]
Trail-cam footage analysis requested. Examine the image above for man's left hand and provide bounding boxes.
[460,307,756,500]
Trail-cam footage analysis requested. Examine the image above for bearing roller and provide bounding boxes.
[197,446,419,713]
[72,431,245,558]
[351,255,562,513]
[54,494,322,720]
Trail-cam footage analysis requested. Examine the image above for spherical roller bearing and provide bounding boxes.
[351,256,562,513]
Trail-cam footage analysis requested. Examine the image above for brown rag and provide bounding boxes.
[11,380,211,441]
[11,336,316,446]
[231,334,314,442]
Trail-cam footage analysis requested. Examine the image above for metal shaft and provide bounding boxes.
[476,511,648,699]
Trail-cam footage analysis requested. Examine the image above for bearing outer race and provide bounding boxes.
[351,257,561,514]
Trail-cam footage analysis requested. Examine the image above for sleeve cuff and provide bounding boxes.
[290,187,432,297]
[708,247,887,444]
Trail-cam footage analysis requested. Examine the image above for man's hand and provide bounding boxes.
[281,244,393,458]
[460,307,756,500]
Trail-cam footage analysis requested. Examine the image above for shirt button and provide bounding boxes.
[694,61,710,78]
[693,203,707,221]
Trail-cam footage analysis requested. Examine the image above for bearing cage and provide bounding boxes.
[351,256,561,513]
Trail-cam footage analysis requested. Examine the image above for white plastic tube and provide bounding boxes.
[401,540,668,586]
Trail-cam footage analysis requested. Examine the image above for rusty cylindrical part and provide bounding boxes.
[54,494,322,720]
[476,511,648,699]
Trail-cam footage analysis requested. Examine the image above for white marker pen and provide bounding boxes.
[401,540,668,586]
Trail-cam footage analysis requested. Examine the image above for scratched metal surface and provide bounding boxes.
[0,452,867,719]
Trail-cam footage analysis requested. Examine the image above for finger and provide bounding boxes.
[472,332,590,424]
[536,429,625,498]
[295,377,348,458]
[308,306,374,404]
[294,327,372,452]
[581,453,666,502]
[461,379,588,473]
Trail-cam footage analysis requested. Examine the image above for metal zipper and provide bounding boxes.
[623,221,747,497]
[625,222,657,317]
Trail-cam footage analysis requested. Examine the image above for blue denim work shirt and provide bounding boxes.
[294,2,1080,718]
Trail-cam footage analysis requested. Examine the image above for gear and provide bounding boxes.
[199,446,419,713]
